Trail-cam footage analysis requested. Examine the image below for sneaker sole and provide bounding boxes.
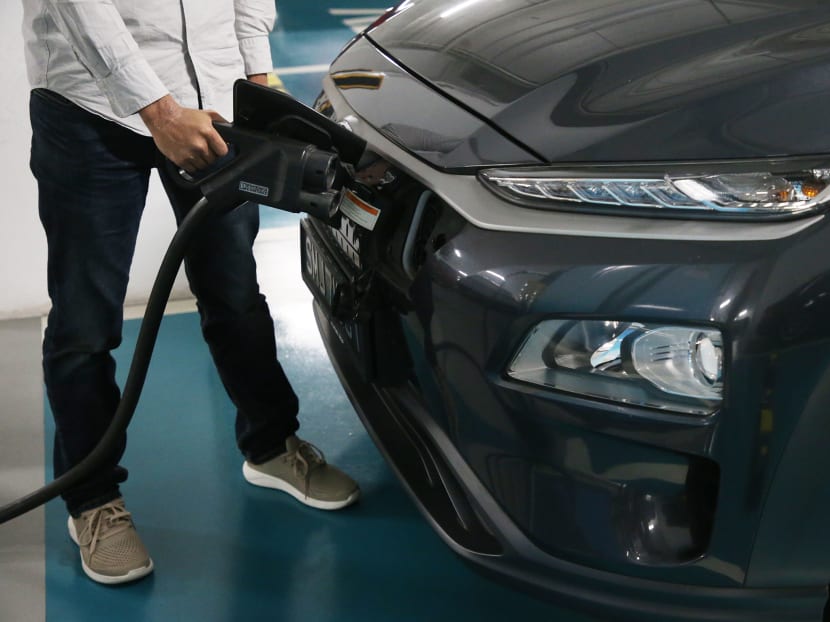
[242,462,360,510]
[67,516,154,585]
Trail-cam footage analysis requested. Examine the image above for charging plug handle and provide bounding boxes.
[192,122,343,223]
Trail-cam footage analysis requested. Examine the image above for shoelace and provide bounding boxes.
[77,501,133,556]
[286,441,327,495]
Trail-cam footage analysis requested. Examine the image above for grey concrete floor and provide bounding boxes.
[0,317,45,622]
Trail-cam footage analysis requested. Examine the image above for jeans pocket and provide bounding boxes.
[31,88,77,109]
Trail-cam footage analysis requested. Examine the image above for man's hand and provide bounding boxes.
[139,95,228,173]
[247,73,269,86]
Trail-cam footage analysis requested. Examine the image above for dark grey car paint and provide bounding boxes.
[303,1,830,620]
[366,0,830,164]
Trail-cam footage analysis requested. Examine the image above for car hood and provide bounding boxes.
[367,0,830,162]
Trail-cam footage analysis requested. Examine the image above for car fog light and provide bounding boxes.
[695,334,722,384]
[507,320,724,415]
[630,328,723,400]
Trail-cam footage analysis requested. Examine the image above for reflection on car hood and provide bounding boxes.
[368,0,830,162]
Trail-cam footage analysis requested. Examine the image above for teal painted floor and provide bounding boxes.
[44,310,595,621]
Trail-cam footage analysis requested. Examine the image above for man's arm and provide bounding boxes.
[234,0,278,83]
[43,0,227,171]
[43,0,167,118]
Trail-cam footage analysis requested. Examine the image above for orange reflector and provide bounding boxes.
[773,189,794,202]
[802,183,824,199]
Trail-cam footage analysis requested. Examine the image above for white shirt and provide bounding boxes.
[22,0,277,135]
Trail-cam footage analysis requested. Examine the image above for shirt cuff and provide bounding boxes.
[238,35,274,76]
[96,56,170,118]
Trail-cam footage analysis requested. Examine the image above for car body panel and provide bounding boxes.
[300,1,830,619]
[328,37,541,169]
[368,0,830,162]
[325,42,825,240]
[303,203,830,618]
[311,292,826,622]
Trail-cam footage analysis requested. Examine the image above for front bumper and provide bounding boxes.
[314,293,825,621]
[304,204,830,621]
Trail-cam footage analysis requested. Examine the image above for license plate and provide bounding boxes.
[328,212,365,269]
[301,219,375,378]
[301,218,350,315]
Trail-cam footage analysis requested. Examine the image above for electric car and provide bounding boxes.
[300,1,830,620]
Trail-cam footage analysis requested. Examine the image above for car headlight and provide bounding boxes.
[479,164,830,220]
[507,320,724,416]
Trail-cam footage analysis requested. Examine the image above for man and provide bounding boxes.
[22,0,359,585]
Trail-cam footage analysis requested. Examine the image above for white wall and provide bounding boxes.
[0,2,189,320]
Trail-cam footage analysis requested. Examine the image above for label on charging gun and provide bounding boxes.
[239,180,270,198]
[338,189,380,231]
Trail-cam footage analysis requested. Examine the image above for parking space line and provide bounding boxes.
[273,63,330,75]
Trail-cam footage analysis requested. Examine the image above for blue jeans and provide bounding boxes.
[29,88,300,515]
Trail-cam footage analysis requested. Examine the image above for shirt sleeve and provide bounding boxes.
[234,0,277,76]
[43,1,169,117]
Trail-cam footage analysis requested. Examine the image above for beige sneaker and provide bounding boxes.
[243,436,360,510]
[67,498,154,585]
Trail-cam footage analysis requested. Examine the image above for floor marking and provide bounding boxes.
[328,8,388,14]
[122,298,198,321]
[273,63,330,75]
[328,8,386,33]
[342,16,380,32]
